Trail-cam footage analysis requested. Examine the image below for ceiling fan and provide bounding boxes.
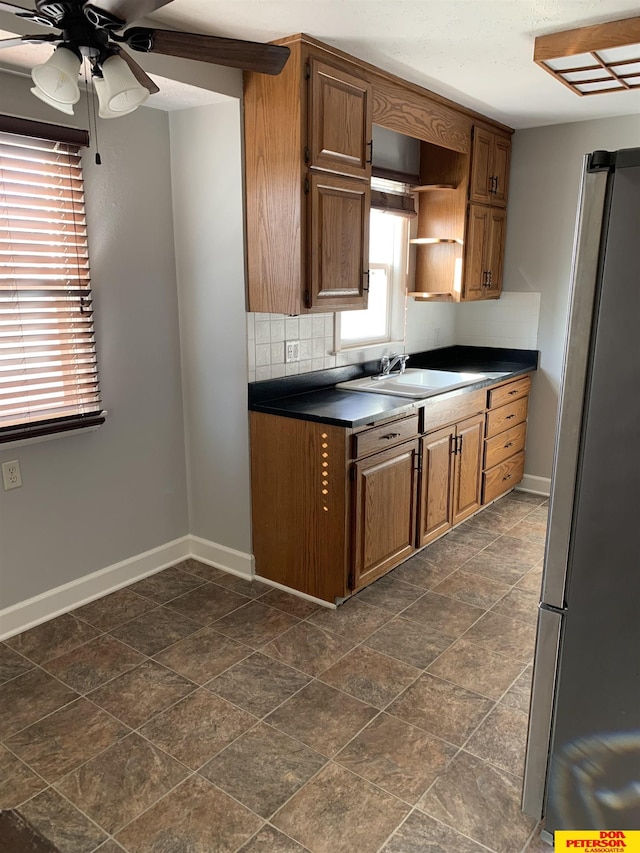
[0,0,290,117]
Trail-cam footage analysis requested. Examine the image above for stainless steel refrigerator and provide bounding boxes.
[522,148,640,837]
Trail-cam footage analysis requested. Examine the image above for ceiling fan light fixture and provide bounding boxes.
[100,54,149,113]
[31,44,82,105]
[93,75,138,118]
[30,85,75,115]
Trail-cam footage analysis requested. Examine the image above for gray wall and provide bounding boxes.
[0,71,189,608]
[503,113,640,481]
[169,101,252,554]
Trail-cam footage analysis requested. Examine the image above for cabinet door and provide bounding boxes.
[307,172,370,311]
[418,426,455,547]
[485,208,507,297]
[351,441,419,590]
[308,58,372,179]
[452,414,484,525]
[491,136,511,206]
[469,127,493,205]
[463,204,490,301]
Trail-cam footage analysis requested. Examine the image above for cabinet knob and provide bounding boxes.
[504,441,514,449]
[506,414,516,420]
[503,473,513,482]
[508,389,518,395]
[381,432,401,440]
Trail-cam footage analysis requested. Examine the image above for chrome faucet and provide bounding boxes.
[378,353,410,377]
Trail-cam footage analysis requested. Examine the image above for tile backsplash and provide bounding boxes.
[248,313,336,382]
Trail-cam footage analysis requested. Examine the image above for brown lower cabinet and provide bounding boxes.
[250,374,530,603]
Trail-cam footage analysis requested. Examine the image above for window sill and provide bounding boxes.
[332,339,406,355]
[0,412,107,450]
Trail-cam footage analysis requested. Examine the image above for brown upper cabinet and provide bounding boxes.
[463,205,507,300]
[243,34,513,315]
[469,126,511,207]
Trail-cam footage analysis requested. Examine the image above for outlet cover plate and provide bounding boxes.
[2,460,22,490]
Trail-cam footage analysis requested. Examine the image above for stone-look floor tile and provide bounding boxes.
[508,518,548,545]
[88,660,195,728]
[109,606,200,656]
[207,653,311,717]
[403,593,484,637]
[462,551,531,586]
[389,558,454,590]
[140,689,256,770]
[212,573,270,600]
[504,490,547,508]
[177,558,226,582]
[128,565,206,603]
[419,538,479,572]
[273,762,409,853]
[240,825,308,852]
[501,665,533,714]
[55,733,189,835]
[6,613,99,665]
[474,535,544,576]
[19,787,107,853]
[418,750,536,853]
[320,646,420,709]
[388,673,493,746]
[262,623,355,677]
[382,811,488,852]
[42,635,144,693]
[201,722,326,818]
[73,589,155,632]
[0,643,33,684]
[307,599,390,642]
[0,745,47,809]
[466,704,529,777]
[357,576,425,613]
[6,698,128,783]
[492,587,539,625]
[153,627,250,684]
[432,570,511,610]
[364,617,453,670]
[460,506,523,535]
[427,640,525,700]
[523,826,552,852]
[517,566,544,593]
[444,525,500,552]
[165,582,249,625]
[259,589,320,619]
[212,601,299,649]
[337,713,456,804]
[527,505,549,524]
[266,681,377,757]
[0,669,77,740]
[94,842,127,852]
[115,774,262,853]
[462,612,537,663]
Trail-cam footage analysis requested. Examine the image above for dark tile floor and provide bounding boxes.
[0,491,550,853]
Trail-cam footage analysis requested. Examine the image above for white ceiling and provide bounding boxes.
[2,1,640,128]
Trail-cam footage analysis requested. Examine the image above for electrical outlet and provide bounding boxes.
[434,326,442,346]
[285,340,300,363]
[2,460,22,490]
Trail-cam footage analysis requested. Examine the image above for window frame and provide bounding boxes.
[0,115,105,445]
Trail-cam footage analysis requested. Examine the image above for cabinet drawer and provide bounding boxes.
[484,421,527,470]
[486,396,528,438]
[353,414,419,459]
[483,451,525,504]
[488,375,531,409]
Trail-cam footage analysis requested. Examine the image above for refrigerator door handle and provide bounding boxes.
[522,605,564,819]
[541,162,609,609]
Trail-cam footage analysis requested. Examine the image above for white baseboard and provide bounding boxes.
[255,575,336,610]
[0,535,255,641]
[188,535,254,579]
[518,474,551,496]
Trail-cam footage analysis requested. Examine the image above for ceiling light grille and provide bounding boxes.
[534,16,640,96]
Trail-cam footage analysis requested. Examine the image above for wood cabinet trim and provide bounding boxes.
[352,414,420,459]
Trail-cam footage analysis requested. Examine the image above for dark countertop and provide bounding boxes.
[249,345,539,428]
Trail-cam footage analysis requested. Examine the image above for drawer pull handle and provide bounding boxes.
[505,414,516,420]
[508,389,519,395]
[504,442,513,449]
[503,473,513,482]
[381,432,401,440]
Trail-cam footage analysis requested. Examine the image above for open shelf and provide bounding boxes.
[410,237,463,245]
[409,183,457,192]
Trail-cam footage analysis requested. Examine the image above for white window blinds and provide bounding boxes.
[0,125,104,443]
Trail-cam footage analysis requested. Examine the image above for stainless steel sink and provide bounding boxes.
[336,368,493,399]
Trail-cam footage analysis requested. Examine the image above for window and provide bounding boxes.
[335,187,410,350]
[0,118,104,444]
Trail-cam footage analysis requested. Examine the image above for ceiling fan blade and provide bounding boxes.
[83,0,172,25]
[116,46,159,93]
[0,32,58,47]
[0,1,55,23]
[123,27,290,75]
